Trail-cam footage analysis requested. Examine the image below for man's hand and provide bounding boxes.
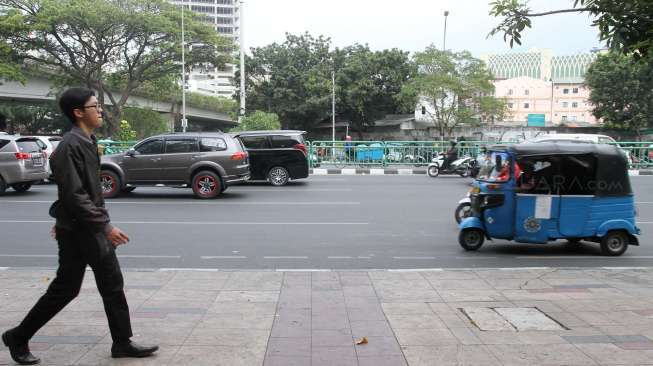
[107,227,130,247]
[51,226,56,240]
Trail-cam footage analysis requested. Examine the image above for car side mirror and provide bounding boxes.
[126,149,137,157]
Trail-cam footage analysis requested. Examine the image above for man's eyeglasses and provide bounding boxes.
[79,103,101,110]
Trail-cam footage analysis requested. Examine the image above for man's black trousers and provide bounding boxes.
[12,228,133,343]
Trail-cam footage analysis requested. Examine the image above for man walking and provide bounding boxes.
[2,88,158,365]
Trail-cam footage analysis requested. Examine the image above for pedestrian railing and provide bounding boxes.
[98,141,138,155]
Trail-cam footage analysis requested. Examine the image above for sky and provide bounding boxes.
[242,0,603,57]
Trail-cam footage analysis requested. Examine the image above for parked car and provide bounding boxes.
[0,135,49,194]
[233,130,309,186]
[100,132,250,199]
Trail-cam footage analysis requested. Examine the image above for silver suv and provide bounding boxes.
[0,135,49,194]
[100,132,250,199]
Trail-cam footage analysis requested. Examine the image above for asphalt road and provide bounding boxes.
[0,175,652,270]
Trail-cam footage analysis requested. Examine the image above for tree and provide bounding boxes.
[399,47,497,138]
[489,0,653,58]
[477,96,511,125]
[0,0,232,135]
[585,53,653,138]
[116,120,137,141]
[122,107,169,139]
[331,45,415,138]
[230,111,281,132]
[241,32,332,131]
[0,101,66,134]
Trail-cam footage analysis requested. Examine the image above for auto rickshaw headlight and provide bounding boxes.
[471,187,480,194]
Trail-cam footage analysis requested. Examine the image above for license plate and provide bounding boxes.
[31,155,43,166]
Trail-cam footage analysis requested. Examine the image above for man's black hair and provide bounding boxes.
[58,87,95,124]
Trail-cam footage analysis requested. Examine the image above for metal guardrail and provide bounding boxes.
[97,139,653,170]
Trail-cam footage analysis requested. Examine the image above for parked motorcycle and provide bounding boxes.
[427,154,475,178]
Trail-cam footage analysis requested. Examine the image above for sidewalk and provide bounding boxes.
[2,267,653,365]
[309,168,653,176]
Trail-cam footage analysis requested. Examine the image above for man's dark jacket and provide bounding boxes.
[49,126,113,236]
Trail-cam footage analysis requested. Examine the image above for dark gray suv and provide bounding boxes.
[100,132,250,199]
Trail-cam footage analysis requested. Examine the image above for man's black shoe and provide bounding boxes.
[111,341,159,358]
[2,329,40,365]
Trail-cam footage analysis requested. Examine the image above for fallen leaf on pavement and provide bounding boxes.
[355,337,368,345]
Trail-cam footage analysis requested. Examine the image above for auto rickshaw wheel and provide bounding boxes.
[600,231,628,256]
[459,228,485,251]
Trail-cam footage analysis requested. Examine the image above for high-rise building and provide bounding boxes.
[171,0,240,97]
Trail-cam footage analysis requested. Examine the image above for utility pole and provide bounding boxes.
[181,0,187,133]
[443,10,449,51]
[239,1,246,124]
[332,70,335,142]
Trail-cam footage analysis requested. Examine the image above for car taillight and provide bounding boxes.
[15,152,30,160]
[230,151,248,161]
[293,143,307,155]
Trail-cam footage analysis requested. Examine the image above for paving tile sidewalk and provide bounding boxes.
[1,267,653,365]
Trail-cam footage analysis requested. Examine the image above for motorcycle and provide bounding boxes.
[427,154,475,178]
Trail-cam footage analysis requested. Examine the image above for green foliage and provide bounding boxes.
[399,47,497,137]
[241,32,332,131]
[116,120,137,141]
[186,92,238,115]
[477,96,511,124]
[0,0,232,134]
[122,107,169,139]
[331,45,415,135]
[231,111,281,132]
[489,0,653,58]
[585,53,653,137]
[0,101,66,134]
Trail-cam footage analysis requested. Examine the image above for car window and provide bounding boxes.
[0,139,10,150]
[165,138,199,154]
[16,139,42,153]
[598,137,615,144]
[200,137,227,152]
[270,135,301,148]
[135,139,163,155]
[240,136,269,149]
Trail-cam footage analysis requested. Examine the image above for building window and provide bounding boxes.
[507,103,513,109]
[216,17,233,24]
[572,102,578,108]
[562,102,569,108]
[508,89,513,95]
[563,88,570,94]
[421,106,426,115]
[216,7,234,14]
[572,87,579,94]
[562,116,568,122]
[524,89,529,95]
[523,103,530,109]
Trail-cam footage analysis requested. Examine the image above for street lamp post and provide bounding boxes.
[332,70,335,143]
[443,10,449,51]
[239,1,246,124]
[180,0,187,133]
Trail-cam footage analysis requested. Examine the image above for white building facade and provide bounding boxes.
[171,0,240,97]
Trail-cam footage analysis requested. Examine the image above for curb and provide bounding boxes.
[310,169,653,176]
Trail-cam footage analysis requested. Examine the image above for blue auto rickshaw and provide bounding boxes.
[458,142,640,256]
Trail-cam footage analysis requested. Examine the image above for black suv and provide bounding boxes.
[234,131,309,186]
[100,132,250,199]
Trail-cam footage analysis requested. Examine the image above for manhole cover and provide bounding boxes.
[460,307,565,331]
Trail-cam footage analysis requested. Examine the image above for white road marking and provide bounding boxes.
[311,168,328,175]
[264,256,309,259]
[392,256,436,260]
[328,256,353,259]
[357,256,372,259]
[369,169,385,175]
[117,255,180,259]
[388,268,444,272]
[341,169,356,175]
[0,220,369,226]
[276,269,331,272]
[455,256,497,259]
[0,267,9,270]
[0,254,57,258]
[159,268,220,272]
[0,200,360,206]
[515,256,653,259]
[201,256,247,259]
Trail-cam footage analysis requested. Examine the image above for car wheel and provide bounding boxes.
[100,170,121,199]
[459,228,485,251]
[427,165,439,178]
[0,176,7,195]
[268,166,290,186]
[455,202,472,224]
[11,183,32,192]
[600,231,628,256]
[192,170,221,199]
